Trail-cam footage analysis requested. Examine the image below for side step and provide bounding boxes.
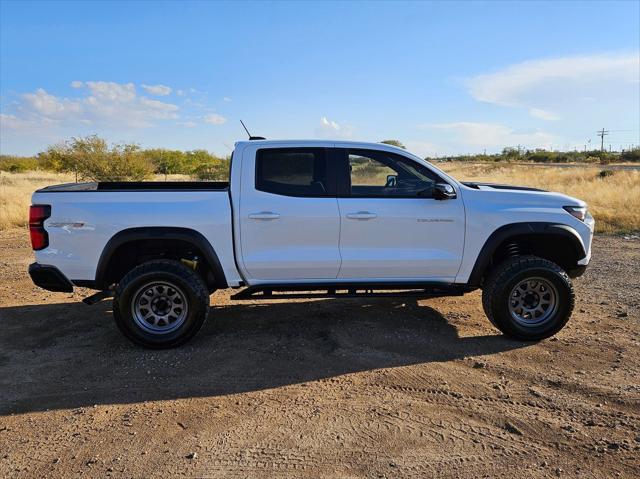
[231,282,469,301]
[82,289,114,305]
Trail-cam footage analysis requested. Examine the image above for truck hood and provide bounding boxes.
[462,181,545,192]
[460,181,586,207]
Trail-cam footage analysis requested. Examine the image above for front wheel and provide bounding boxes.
[482,255,575,341]
[113,260,210,348]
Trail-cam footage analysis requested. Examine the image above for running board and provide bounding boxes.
[82,289,114,305]
[230,282,468,301]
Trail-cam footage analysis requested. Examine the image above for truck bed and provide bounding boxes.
[37,181,229,192]
[32,184,239,285]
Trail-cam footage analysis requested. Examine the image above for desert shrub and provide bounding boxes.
[621,147,640,163]
[141,149,188,177]
[40,136,153,181]
[380,139,406,149]
[426,148,627,164]
[527,151,555,163]
[185,149,228,180]
[192,158,229,181]
[0,155,40,172]
[598,170,615,178]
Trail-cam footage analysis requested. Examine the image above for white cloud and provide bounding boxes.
[3,81,179,131]
[141,84,172,96]
[0,113,30,130]
[466,52,639,121]
[176,89,185,96]
[320,116,339,131]
[223,97,232,102]
[403,140,439,158]
[420,122,555,151]
[529,108,560,121]
[315,116,354,139]
[178,121,197,128]
[203,113,227,125]
[70,80,83,89]
[86,81,137,102]
[22,88,83,118]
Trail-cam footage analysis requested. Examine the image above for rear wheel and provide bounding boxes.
[113,260,210,348]
[482,255,574,340]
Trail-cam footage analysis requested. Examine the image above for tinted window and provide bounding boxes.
[256,148,329,197]
[348,149,440,197]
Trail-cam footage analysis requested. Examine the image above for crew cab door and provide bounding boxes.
[237,145,341,281]
[335,148,465,280]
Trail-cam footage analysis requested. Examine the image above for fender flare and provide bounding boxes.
[93,227,228,289]
[467,222,586,286]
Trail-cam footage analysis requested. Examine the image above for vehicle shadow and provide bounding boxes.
[0,296,529,415]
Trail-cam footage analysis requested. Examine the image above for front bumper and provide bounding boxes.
[567,265,587,278]
[28,263,74,293]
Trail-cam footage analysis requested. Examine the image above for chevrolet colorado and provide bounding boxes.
[28,140,594,348]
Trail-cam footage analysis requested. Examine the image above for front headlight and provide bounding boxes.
[563,205,588,221]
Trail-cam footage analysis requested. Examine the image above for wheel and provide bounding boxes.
[482,255,575,341]
[112,260,210,348]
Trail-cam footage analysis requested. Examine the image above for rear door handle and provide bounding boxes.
[248,211,281,220]
[346,211,377,220]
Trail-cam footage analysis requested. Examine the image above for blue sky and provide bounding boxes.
[1,0,639,157]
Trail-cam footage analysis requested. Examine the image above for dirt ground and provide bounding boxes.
[0,229,638,478]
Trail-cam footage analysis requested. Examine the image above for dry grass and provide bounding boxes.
[1,166,638,233]
[0,172,190,230]
[438,163,640,234]
[0,171,75,230]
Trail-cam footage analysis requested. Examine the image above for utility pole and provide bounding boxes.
[597,128,609,152]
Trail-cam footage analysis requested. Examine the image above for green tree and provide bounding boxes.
[621,147,640,163]
[380,139,406,149]
[0,155,39,172]
[44,135,154,181]
[141,149,187,178]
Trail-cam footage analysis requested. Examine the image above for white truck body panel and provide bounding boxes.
[32,190,242,285]
[455,187,593,283]
[236,141,342,280]
[32,139,594,289]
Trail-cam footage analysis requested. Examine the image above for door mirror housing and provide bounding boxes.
[385,174,397,187]
[433,183,456,200]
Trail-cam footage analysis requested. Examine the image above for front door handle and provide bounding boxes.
[248,211,281,220]
[346,211,377,220]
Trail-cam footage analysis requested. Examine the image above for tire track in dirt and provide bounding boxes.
[1,232,639,478]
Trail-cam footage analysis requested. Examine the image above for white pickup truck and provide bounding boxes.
[28,140,594,348]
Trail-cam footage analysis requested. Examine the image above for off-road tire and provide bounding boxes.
[113,260,210,348]
[482,255,575,341]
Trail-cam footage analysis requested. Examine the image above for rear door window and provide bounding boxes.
[256,148,330,197]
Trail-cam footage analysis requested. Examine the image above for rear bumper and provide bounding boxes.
[28,263,74,293]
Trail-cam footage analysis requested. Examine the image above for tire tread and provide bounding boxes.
[113,259,209,348]
[482,255,575,340]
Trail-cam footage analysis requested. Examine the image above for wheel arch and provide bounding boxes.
[93,227,228,290]
[468,222,586,287]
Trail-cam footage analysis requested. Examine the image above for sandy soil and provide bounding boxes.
[0,229,639,478]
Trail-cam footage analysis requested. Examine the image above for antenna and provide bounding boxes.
[239,120,266,141]
[240,120,251,138]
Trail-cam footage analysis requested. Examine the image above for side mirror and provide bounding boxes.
[433,183,456,200]
[385,174,397,187]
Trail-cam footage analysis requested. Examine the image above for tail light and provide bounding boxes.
[29,205,51,250]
